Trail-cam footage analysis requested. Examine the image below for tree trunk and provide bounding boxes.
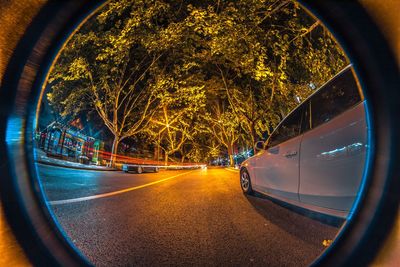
[229,154,235,167]
[164,153,169,166]
[180,148,186,163]
[250,122,257,153]
[228,145,235,167]
[111,136,120,168]
[154,146,158,160]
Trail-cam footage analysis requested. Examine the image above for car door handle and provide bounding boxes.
[284,151,298,158]
[268,146,279,154]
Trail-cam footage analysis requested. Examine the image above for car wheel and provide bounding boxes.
[154,167,159,173]
[240,168,253,195]
[137,166,143,174]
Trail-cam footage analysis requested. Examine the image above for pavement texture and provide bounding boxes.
[38,165,342,266]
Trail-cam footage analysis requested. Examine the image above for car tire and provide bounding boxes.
[154,167,159,173]
[137,166,143,174]
[240,168,253,195]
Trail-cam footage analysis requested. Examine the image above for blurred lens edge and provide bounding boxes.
[0,1,102,266]
[300,1,400,266]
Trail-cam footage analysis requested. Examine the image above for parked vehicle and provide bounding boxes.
[240,66,368,219]
[123,164,159,174]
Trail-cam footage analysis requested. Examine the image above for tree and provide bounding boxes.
[205,100,242,166]
[47,0,171,166]
[140,0,347,164]
[181,0,347,146]
[43,0,349,166]
[150,105,193,165]
[144,72,207,164]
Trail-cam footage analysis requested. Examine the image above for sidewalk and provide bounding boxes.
[34,149,116,171]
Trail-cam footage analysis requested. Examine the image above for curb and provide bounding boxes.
[36,160,118,171]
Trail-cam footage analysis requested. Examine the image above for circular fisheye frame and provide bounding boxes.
[0,1,398,266]
[300,1,400,266]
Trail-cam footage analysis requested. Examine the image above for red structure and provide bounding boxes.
[38,121,102,164]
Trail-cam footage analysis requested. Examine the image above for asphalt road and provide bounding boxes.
[37,164,341,266]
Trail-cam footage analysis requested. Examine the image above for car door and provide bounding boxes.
[254,105,304,202]
[299,68,367,212]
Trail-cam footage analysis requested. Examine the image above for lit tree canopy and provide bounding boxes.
[47,0,173,165]
[44,0,348,166]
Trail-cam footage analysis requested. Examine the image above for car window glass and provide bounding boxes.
[267,106,303,148]
[310,69,361,129]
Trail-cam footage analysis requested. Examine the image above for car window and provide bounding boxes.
[310,68,361,129]
[267,106,304,149]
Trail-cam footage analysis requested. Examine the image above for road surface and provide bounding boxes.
[38,164,341,266]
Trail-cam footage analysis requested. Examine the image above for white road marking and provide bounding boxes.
[48,170,196,205]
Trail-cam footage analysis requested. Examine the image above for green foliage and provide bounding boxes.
[44,0,348,164]
[144,73,208,163]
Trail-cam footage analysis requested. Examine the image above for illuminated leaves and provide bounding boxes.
[45,0,348,164]
[65,58,90,81]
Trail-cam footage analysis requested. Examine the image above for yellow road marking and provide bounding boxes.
[48,170,196,205]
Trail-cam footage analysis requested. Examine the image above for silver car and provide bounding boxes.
[240,66,368,219]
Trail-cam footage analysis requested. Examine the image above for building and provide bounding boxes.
[37,121,104,165]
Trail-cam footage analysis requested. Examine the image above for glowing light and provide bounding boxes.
[318,142,364,160]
